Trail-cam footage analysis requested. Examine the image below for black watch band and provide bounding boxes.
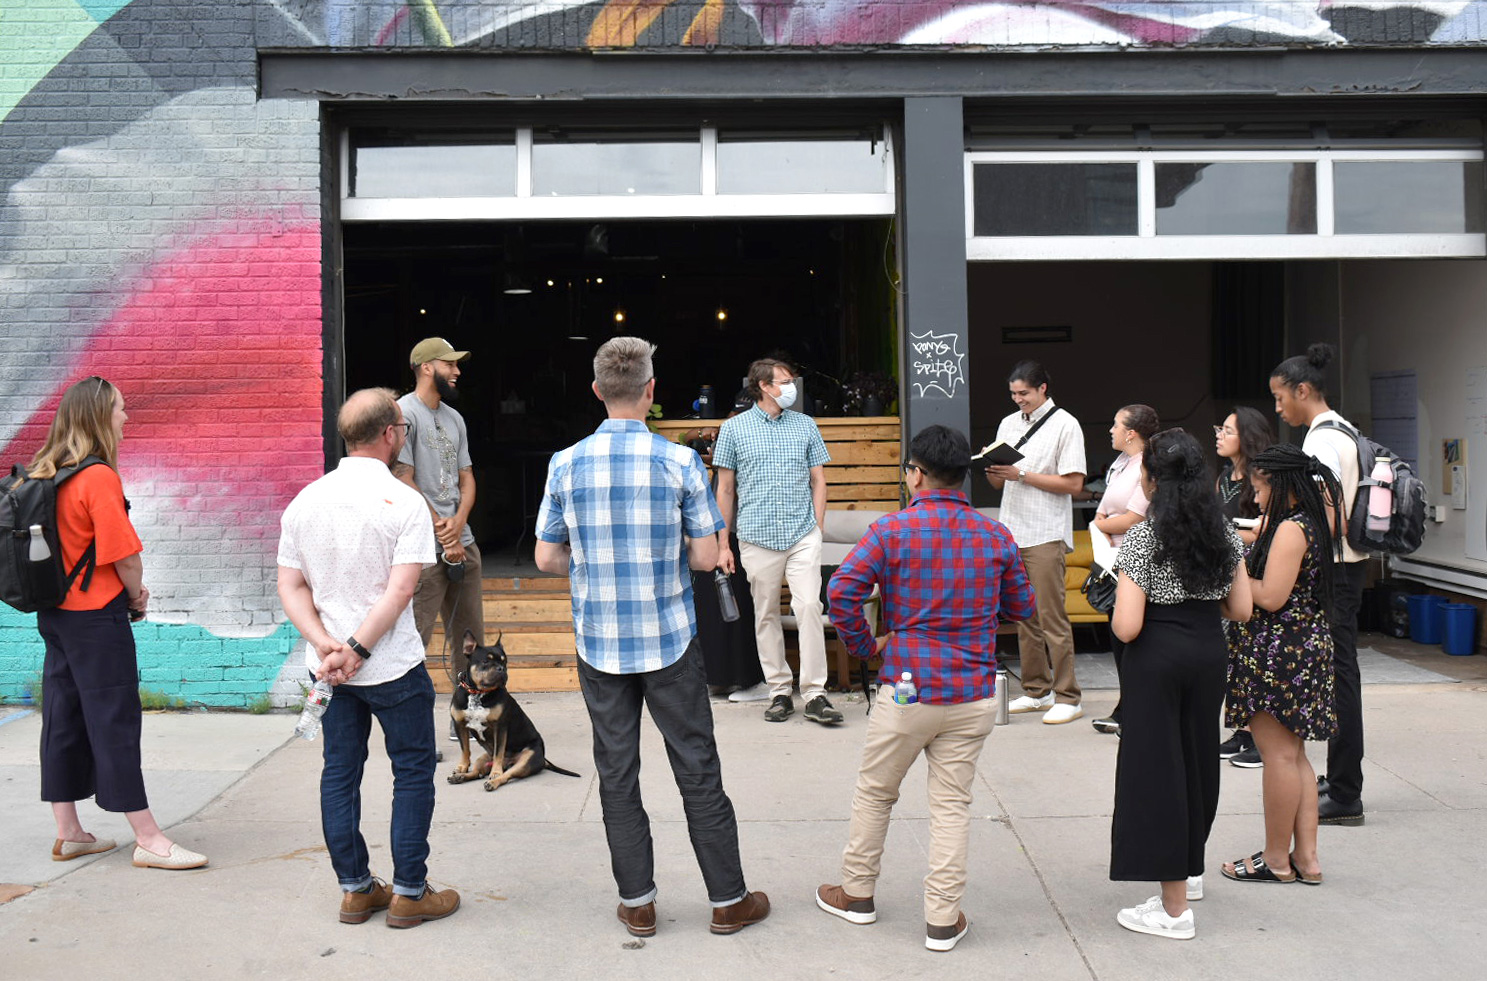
[347,636,371,659]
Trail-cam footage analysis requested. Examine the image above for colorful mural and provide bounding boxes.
[260,0,1487,48]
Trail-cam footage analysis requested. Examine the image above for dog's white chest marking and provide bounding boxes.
[465,700,491,738]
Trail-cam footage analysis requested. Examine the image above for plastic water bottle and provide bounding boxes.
[1366,459,1394,533]
[294,680,334,740]
[893,671,918,705]
[713,569,740,622]
[27,524,49,561]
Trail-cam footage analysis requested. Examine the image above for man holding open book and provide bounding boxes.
[981,360,1087,725]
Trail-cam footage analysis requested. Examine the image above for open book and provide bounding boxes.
[971,440,1025,466]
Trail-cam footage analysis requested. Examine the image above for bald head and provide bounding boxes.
[338,388,400,450]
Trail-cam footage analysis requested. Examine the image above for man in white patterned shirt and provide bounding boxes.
[983,361,1088,725]
[277,388,458,928]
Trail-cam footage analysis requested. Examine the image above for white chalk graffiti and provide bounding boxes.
[908,330,966,399]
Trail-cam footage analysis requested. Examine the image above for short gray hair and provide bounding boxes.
[593,336,656,403]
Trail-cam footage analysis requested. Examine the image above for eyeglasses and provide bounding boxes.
[1213,425,1237,438]
[902,462,922,475]
[390,421,411,435]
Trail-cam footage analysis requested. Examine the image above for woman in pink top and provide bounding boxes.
[1090,404,1160,735]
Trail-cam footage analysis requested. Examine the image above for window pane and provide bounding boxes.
[1334,161,1484,233]
[972,164,1137,236]
[1156,162,1315,235]
[717,137,887,194]
[353,144,515,198]
[532,136,699,196]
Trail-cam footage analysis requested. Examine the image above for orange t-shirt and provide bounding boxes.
[54,463,143,611]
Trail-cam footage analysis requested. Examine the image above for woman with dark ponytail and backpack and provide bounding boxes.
[1222,444,1343,888]
[1109,430,1251,941]
[1269,342,1368,826]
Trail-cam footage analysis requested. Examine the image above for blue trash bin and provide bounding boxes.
[1407,594,1446,645]
[1441,604,1479,656]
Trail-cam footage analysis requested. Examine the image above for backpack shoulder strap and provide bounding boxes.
[50,456,107,595]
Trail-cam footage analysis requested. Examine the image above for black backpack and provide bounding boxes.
[0,457,104,613]
[1312,421,1427,557]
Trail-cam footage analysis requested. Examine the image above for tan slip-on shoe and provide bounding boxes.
[340,878,394,924]
[386,886,460,929]
[710,890,770,935]
[52,837,116,862]
[617,901,657,937]
[132,843,208,870]
[816,884,876,924]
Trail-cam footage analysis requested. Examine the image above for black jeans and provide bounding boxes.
[1326,561,1368,804]
[576,638,747,907]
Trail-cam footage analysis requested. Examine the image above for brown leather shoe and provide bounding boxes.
[386,885,460,928]
[617,901,657,937]
[816,884,876,924]
[710,890,770,935]
[339,878,393,924]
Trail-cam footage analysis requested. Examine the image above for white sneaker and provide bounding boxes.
[1116,896,1194,940]
[1008,694,1054,714]
[1041,703,1084,725]
[727,683,772,703]
[1186,876,1203,901]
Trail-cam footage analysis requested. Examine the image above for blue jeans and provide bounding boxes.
[319,664,437,897]
[577,638,747,908]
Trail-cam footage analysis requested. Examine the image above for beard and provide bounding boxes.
[434,371,459,404]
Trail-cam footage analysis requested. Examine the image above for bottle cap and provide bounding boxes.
[900,671,912,681]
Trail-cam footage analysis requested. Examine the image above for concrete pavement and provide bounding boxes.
[1,644,1484,981]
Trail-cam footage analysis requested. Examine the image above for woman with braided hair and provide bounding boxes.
[1221,443,1344,888]
[1108,430,1251,941]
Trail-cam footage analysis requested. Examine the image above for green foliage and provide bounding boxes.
[246,694,274,715]
[138,688,189,711]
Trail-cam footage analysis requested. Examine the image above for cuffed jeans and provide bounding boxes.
[319,663,437,897]
[576,638,747,908]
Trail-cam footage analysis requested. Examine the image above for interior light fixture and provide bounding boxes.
[715,307,728,323]
[614,308,626,324]
[502,271,533,295]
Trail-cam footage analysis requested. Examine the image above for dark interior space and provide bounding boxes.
[343,218,897,555]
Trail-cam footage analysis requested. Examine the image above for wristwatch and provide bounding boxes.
[347,636,371,659]
[1017,469,1027,482]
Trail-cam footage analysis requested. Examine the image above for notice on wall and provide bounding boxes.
[1467,367,1487,561]
[908,330,966,400]
[1370,369,1418,470]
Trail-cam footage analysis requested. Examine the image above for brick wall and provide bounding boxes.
[1,1,323,706]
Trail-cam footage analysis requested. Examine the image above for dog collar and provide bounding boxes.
[456,673,499,696]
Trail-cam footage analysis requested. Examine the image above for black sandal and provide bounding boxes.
[1290,852,1323,885]
[1221,851,1297,884]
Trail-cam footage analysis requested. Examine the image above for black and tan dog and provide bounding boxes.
[448,630,580,791]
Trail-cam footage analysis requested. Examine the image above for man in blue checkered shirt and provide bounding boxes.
[535,336,769,940]
[713,357,843,725]
[817,425,1034,952]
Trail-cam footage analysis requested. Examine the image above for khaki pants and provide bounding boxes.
[412,541,485,681]
[738,527,827,700]
[1016,540,1080,704]
[841,686,997,926]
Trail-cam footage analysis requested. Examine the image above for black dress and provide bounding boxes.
[692,533,765,689]
[1109,521,1242,883]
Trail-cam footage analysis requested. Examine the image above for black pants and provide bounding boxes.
[1111,600,1225,882]
[1109,636,1126,725]
[576,638,747,906]
[36,591,149,812]
[1325,561,1368,805]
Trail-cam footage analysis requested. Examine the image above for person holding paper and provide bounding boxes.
[983,360,1088,725]
[1088,404,1160,736]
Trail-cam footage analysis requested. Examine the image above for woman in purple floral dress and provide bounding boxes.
[1223,444,1343,887]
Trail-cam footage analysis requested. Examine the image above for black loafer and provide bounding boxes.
[1317,793,1364,826]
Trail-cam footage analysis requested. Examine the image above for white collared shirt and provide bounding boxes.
[1304,409,1366,564]
[994,398,1087,551]
[277,457,436,686]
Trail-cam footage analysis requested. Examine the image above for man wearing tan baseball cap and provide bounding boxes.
[395,339,483,729]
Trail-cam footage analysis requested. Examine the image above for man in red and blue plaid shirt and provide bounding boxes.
[816,424,1034,953]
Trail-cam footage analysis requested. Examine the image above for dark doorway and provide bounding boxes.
[342,218,897,558]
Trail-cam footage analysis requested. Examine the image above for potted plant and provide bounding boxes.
[843,370,898,417]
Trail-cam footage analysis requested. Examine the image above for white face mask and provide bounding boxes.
[775,381,798,410]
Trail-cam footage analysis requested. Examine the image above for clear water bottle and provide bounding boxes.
[713,569,740,622]
[294,680,334,740]
[27,524,50,561]
[893,671,918,705]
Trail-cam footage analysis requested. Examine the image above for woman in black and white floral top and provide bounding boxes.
[1108,430,1252,942]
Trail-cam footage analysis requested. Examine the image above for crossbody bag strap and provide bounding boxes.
[1013,405,1062,451]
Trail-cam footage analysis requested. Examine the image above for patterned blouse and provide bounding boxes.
[1115,519,1243,605]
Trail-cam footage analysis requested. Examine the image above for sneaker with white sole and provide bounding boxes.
[1116,896,1194,940]
[1041,703,1083,725]
[1186,875,1203,901]
[1008,694,1054,714]
[728,683,771,703]
[815,884,877,925]
[925,912,969,951]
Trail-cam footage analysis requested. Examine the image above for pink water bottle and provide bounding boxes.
[1366,460,1393,533]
